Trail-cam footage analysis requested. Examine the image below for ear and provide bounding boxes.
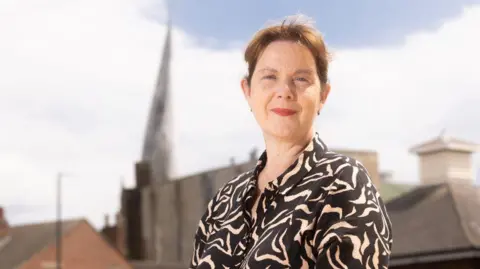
[317,83,331,112]
[241,78,252,100]
[320,83,331,105]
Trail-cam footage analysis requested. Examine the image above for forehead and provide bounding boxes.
[255,40,316,70]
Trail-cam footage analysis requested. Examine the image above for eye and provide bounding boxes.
[262,75,276,80]
[294,77,309,83]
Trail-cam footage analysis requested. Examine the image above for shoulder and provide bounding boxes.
[316,151,371,177]
[316,150,373,184]
[222,169,255,192]
[311,150,379,201]
[313,151,391,232]
[197,169,254,225]
[209,168,255,205]
[312,152,393,266]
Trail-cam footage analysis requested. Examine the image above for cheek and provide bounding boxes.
[300,91,321,113]
[250,89,273,111]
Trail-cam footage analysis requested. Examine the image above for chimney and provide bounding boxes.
[379,171,394,183]
[0,207,9,237]
[115,211,126,255]
[250,148,258,162]
[104,214,110,228]
[135,161,152,188]
[230,157,235,166]
[115,212,121,224]
[410,132,479,185]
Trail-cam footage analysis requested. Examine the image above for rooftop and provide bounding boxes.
[0,219,84,269]
[387,180,480,266]
[409,132,479,155]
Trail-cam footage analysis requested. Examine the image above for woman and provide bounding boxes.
[190,16,392,269]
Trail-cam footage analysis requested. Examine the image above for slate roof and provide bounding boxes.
[0,219,83,269]
[386,180,480,266]
[379,181,414,202]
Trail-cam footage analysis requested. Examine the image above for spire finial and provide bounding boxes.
[439,128,447,138]
[165,0,171,26]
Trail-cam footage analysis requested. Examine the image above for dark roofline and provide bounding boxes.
[390,247,480,266]
[385,183,443,212]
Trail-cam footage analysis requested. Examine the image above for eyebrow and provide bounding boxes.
[294,69,315,75]
[257,67,315,75]
[257,67,278,73]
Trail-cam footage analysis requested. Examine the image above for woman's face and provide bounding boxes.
[242,40,330,141]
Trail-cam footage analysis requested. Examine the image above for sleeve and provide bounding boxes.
[313,164,393,269]
[188,189,221,269]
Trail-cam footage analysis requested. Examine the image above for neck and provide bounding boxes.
[262,129,315,179]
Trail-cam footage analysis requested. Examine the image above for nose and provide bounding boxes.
[275,81,295,100]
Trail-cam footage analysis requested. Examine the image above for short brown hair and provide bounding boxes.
[244,15,330,85]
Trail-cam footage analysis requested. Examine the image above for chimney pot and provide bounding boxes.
[104,214,110,227]
[250,148,258,161]
[115,212,121,224]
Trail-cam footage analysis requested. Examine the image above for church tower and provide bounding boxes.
[140,20,173,185]
[120,22,173,261]
[141,22,173,262]
[410,131,479,185]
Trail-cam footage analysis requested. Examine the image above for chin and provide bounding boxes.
[263,124,306,140]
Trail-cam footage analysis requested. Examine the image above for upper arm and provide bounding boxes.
[313,164,393,268]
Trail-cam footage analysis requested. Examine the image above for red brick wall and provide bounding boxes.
[19,220,132,269]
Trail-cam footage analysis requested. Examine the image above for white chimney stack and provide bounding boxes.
[409,131,479,185]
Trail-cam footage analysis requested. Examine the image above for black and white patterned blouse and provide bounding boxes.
[189,133,392,268]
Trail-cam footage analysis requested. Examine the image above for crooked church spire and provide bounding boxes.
[141,22,172,183]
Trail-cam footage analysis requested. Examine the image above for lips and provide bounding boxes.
[271,108,297,116]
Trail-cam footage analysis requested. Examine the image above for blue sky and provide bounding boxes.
[168,0,480,48]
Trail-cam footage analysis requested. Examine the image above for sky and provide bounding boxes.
[169,0,480,48]
[1,0,479,229]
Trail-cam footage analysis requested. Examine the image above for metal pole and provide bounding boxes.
[56,173,62,269]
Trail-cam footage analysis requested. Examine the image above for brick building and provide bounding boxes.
[0,209,132,269]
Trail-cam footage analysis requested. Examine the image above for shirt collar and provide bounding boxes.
[252,132,328,195]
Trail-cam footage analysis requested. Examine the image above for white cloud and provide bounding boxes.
[1,0,479,228]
